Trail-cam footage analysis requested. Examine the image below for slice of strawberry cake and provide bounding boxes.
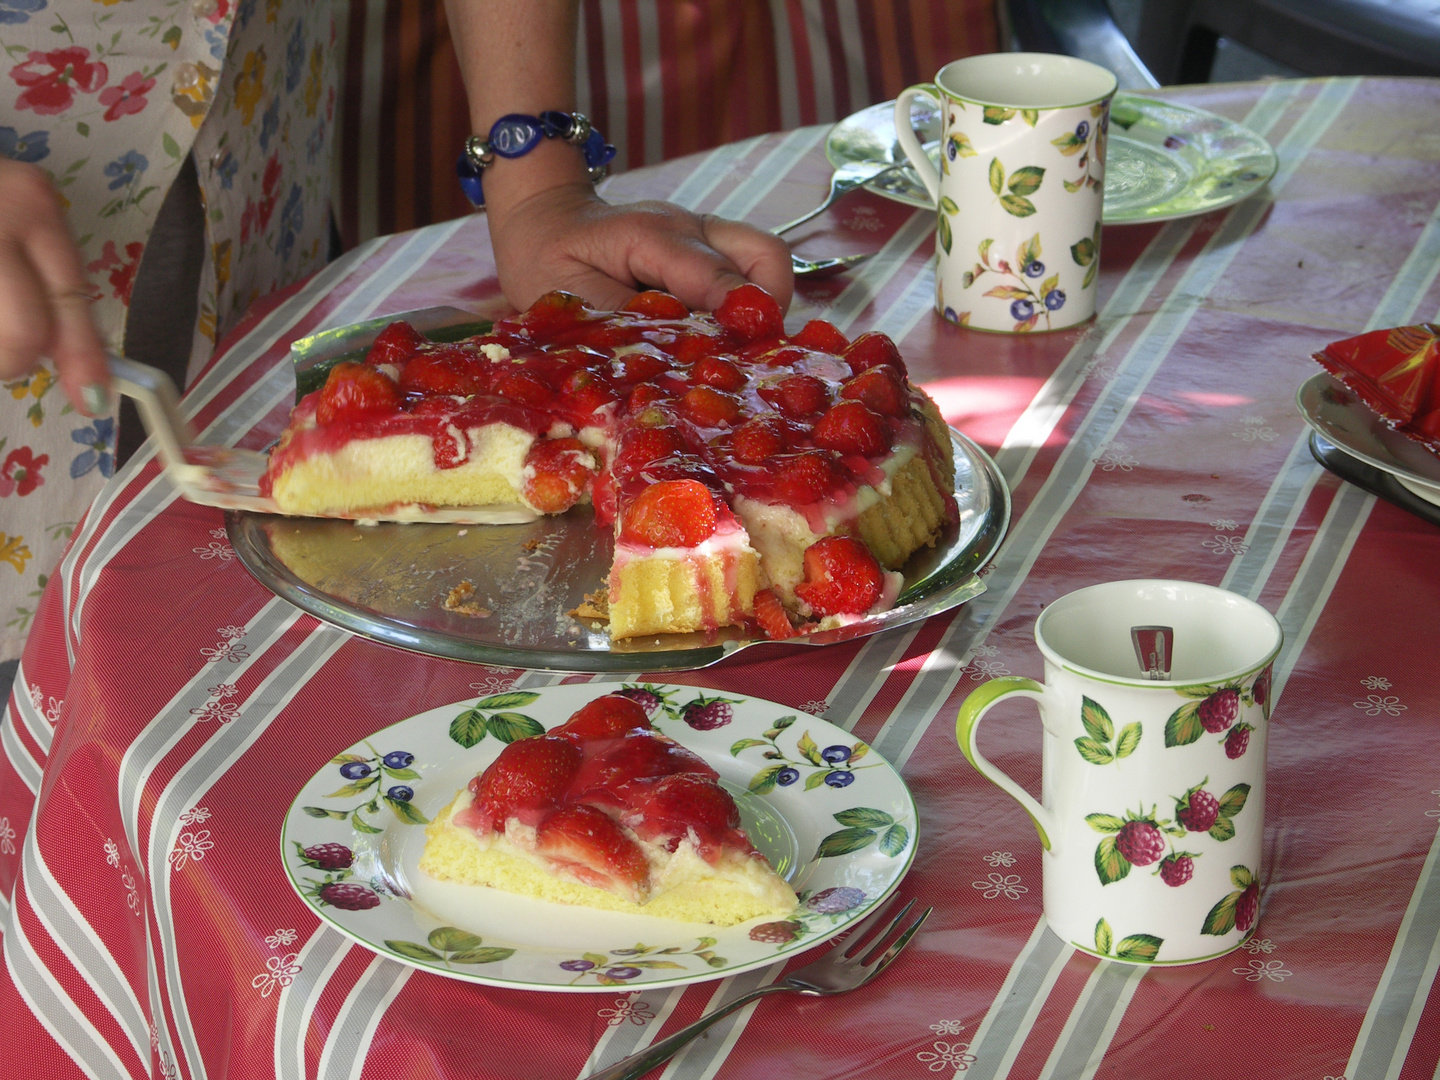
[419,693,797,925]
[261,284,957,639]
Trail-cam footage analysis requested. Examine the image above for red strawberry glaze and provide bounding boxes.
[263,290,948,534]
[452,699,752,880]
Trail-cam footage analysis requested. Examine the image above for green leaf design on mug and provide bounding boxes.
[1071,221,1102,289]
[937,211,953,255]
[1095,918,1113,955]
[988,160,1044,217]
[983,106,1016,125]
[1075,696,1139,764]
[1020,108,1039,127]
[1094,834,1131,884]
[1115,935,1163,962]
[1201,866,1256,936]
[1165,700,1204,746]
[947,132,977,159]
[1052,130,1087,156]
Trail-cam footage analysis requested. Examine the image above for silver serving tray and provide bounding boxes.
[226,310,1010,672]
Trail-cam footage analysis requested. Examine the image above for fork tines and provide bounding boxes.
[840,895,932,969]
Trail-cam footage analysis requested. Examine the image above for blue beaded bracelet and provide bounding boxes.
[457,110,617,209]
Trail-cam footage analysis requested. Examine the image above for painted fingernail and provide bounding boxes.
[81,382,110,415]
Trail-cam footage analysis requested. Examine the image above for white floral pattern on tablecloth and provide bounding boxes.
[1241,937,1277,954]
[597,995,654,1026]
[1354,695,1406,717]
[1233,959,1292,982]
[1203,533,1249,556]
[0,0,336,663]
[1233,416,1279,442]
[265,928,297,949]
[1360,676,1392,690]
[1094,441,1138,472]
[168,828,213,870]
[917,1041,977,1072]
[964,657,1010,681]
[973,873,1028,900]
[983,851,1017,868]
[251,952,302,997]
[929,1020,965,1035]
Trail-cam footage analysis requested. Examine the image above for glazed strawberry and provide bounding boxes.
[758,373,830,418]
[398,349,486,397]
[523,437,595,514]
[714,282,784,343]
[790,318,849,354]
[772,451,842,505]
[793,535,884,616]
[622,289,688,319]
[728,414,790,464]
[495,369,553,408]
[558,694,653,740]
[316,362,402,424]
[812,401,889,457]
[628,383,673,413]
[670,331,724,364]
[678,385,744,427]
[365,320,426,366]
[753,588,797,639]
[571,728,718,803]
[560,382,619,422]
[469,734,582,830]
[840,364,907,417]
[689,355,746,392]
[613,427,687,476]
[610,349,671,384]
[520,290,592,336]
[842,331,907,377]
[624,773,741,861]
[535,804,650,893]
[619,479,718,547]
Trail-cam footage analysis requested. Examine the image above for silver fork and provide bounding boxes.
[582,895,931,1080]
[773,161,904,236]
[790,250,875,278]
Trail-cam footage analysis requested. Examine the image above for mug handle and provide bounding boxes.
[955,677,1059,852]
[893,84,943,207]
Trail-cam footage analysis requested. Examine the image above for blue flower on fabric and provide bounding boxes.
[258,96,280,151]
[0,0,46,27]
[284,20,306,92]
[204,25,227,61]
[70,416,115,480]
[0,125,49,163]
[277,183,303,260]
[103,150,148,191]
[217,151,238,189]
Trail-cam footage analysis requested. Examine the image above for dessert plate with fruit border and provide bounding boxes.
[281,683,918,992]
[227,308,1009,672]
[831,93,1276,224]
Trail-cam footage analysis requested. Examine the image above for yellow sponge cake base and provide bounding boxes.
[419,796,796,927]
[608,542,762,639]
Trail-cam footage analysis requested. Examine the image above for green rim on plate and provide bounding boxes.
[828,93,1277,224]
[281,683,919,992]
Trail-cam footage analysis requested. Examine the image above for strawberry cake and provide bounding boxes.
[418,693,797,925]
[261,284,956,639]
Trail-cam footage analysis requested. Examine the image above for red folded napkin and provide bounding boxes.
[1314,323,1440,449]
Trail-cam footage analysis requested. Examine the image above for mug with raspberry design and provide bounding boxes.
[955,580,1281,965]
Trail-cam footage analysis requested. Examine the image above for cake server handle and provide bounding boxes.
[107,355,198,476]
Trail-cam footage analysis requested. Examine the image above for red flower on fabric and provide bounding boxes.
[240,198,257,244]
[85,240,146,304]
[10,47,108,115]
[0,446,50,497]
[257,153,283,231]
[98,70,155,122]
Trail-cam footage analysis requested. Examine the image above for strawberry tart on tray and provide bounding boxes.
[260,284,968,642]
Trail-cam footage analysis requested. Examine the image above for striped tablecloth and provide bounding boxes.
[4,77,1440,1080]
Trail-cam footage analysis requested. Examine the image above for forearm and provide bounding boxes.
[443,0,590,215]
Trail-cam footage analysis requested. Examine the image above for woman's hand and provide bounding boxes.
[0,159,110,415]
[487,177,794,314]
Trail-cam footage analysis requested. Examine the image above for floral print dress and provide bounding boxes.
[0,0,337,660]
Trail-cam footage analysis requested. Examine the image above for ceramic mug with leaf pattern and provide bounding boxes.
[894,53,1116,333]
[955,580,1282,964]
